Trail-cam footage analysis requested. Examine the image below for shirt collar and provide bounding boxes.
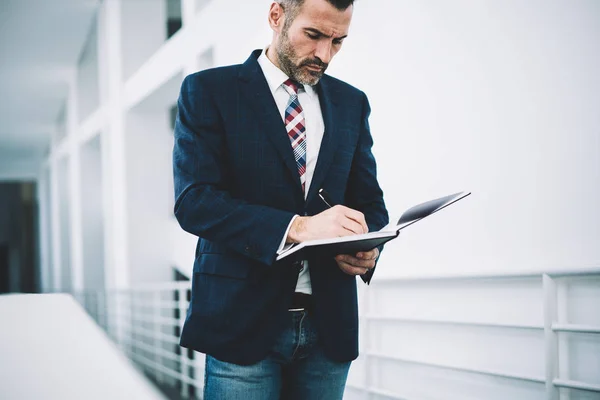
[257,48,316,97]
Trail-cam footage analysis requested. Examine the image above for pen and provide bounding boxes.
[318,188,335,208]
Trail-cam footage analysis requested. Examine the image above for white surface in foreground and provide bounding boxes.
[0,293,166,400]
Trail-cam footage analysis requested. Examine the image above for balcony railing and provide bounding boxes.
[74,267,600,400]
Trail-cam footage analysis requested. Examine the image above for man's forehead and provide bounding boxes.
[295,0,353,35]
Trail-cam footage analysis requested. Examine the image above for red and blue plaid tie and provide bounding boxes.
[282,78,307,194]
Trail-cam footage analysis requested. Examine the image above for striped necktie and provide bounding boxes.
[282,78,307,194]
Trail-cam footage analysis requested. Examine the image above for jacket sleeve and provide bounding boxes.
[172,74,296,266]
[345,91,390,284]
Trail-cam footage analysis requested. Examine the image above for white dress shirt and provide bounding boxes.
[257,48,325,295]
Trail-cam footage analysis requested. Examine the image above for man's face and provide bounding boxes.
[275,0,353,86]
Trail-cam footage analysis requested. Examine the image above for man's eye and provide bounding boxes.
[306,33,319,39]
[333,39,344,45]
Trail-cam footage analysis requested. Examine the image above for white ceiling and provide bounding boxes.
[0,0,99,167]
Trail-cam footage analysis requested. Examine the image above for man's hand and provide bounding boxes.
[335,248,379,276]
[287,205,368,243]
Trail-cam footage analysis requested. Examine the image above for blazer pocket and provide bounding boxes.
[194,253,251,279]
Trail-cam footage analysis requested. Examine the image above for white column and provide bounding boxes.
[100,0,129,290]
[37,165,50,293]
[181,0,196,27]
[67,72,85,293]
[95,0,131,351]
[97,0,111,294]
[557,284,571,400]
[49,156,62,292]
[181,0,199,76]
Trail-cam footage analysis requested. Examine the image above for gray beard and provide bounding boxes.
[276,34,326,86]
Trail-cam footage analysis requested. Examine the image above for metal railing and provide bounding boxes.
[75,267,600,400]
[75,282,202,399]
[348,267,600,399]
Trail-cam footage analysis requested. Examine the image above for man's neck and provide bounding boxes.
[266,46,282,71]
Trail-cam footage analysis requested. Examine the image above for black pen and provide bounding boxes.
[318,188,335,208]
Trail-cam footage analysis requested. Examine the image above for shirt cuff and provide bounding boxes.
[277,215,299,255]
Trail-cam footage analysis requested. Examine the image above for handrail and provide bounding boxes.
[364,315,543,331]
[552,323,600,334]
[553,379,600,393]
[372,266,600,284]
[106,281,191,292]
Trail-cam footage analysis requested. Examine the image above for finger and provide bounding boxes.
[340,217,366,235]
[356,248,379,260]
[337,260,369,276]
[355,252,376,261]
[341,207,368,233]
[336,255,376,269]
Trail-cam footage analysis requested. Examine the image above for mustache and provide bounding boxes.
[300,58,328,70]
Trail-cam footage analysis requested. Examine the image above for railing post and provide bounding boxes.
[543,274,560,400]
[153,290,164,384]
[118,289,132,354]
[557,281,571,400]
[105,289,114,341]
[361,282,373,400]
[96,289,103,328]
[178,286,190,398]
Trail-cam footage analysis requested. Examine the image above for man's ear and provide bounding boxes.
[268,2,285,34]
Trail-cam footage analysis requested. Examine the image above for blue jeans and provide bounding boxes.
[203,309,351,399]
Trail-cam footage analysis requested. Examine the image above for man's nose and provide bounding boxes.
[314,40,333,65]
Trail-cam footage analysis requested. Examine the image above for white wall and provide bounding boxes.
[80,136,106,290]
[327,0,600,277]
[163,0,600,272]
[334,2,600,398]
[195,0,211,14]
[121,0,166,81]
[0,153,43,181]
[125,107,175,284]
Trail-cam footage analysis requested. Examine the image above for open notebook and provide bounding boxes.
[276,191,471,262]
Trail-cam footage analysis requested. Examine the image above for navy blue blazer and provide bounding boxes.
[173,50,388,365]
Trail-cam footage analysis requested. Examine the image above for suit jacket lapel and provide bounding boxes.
[239,50,304,198]
[305,77,340,206]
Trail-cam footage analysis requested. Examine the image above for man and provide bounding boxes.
[173,0,388,398]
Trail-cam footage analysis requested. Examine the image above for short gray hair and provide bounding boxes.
[278,0,354,29]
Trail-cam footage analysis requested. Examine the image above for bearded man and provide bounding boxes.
[173,0,388,398]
